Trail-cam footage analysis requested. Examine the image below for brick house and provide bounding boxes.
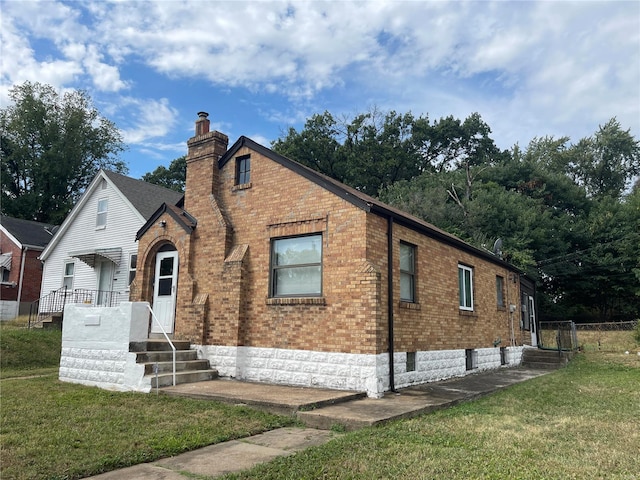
[132,112,538,397]
[0,215,55,320]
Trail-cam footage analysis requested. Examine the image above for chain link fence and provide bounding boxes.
[574,321,638,352]
[539,321,579,351]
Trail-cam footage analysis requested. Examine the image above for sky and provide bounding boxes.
[1,0,639,179]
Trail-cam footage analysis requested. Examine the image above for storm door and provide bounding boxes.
[151,251,178,334]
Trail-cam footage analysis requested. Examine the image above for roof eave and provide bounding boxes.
[369,203,521,272]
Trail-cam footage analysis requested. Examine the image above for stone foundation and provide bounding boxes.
[198,345,525,398]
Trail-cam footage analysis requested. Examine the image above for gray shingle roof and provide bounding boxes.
[102,170,183,220]
[0,215,56,249]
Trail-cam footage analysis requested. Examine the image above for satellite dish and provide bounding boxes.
[492,238,503,258]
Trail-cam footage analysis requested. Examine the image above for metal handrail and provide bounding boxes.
[29,287,124,328]
[146,304,176,387]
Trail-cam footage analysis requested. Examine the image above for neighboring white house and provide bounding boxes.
[39,170,183,310]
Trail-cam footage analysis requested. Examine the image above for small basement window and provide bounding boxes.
[500,347,508,365]
[465,349,477,371]
[406,351,416,372]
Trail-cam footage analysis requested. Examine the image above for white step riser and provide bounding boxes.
[144,360,211,375]
[150,370,217,388]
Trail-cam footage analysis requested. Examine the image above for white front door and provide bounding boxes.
[151,251,178,334]
[97,261,114,306]
[528,296,537,346]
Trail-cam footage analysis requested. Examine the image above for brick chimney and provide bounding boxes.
[185,112,229,213]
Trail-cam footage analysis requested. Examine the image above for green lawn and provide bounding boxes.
[0,325,295,480]
[221,352,640,480]
[0,325,62,378]
[2,324,639,479]
[0,374,295,480]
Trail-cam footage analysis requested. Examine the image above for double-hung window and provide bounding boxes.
[400,242,416,302]
[458,264,474,311]
[128,254,138,286]
[235,155,251,185]
[63,262,75,290]
[96,198,108,228]
[271,234,322,297]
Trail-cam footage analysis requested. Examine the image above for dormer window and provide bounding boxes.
[235,155,251,186]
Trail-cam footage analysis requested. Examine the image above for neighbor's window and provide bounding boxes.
[96,198,108,227]
[271,234,322,297]
[235,155,251,185]
[458,264,474,311]
[63,261,75,290]
[400,242,416,302]
[128,254,138,286]
[1,268,10,283]
[496,275,505,308]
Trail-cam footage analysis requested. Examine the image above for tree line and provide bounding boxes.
[272,110,640,323]
[2,82,638,322]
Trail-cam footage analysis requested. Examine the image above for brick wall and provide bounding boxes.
[0,233,44,307]
[134,128,533,355]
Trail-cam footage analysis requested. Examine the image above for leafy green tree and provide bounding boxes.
[548,195,640,321]
[272,112,346,183]
[1,81,126,224]
[570,118,640,199]
[340,109,427,196]
[276,108,640,323]
[142,155,186,192]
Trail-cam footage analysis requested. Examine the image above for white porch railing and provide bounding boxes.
[146,304,176,387]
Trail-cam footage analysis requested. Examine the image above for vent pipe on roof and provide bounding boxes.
[195,112,210,136]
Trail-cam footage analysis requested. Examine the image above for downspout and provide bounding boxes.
[16,246,28,314]
[387,215,396,393]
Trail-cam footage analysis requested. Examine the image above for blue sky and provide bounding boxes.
[1,0,639,179]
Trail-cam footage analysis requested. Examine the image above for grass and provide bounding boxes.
[0,319,62,378]
[1,376,295,479]
[220,351,640,480]
[0,324,296,479]
[578,328,639,353]
[1,325,639,479]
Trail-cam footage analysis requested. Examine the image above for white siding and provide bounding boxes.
[40,178,145,306]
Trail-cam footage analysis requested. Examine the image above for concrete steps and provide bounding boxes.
[130,340,218,388]
[521,348,574,369]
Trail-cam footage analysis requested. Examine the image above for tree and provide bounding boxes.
[272,112,346,183]
[340,109,425,196]
[142,156,186,192]
[276,108,640,322]
[570,118,640,199]
[1,82,126,224]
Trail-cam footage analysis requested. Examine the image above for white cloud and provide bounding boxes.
[119,97,179,144]
[0,0,637,153]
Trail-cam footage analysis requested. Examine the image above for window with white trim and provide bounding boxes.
[63,261,75,290]
[400,242,416,302]
[270,234,322,297]
[458,264,474,311]
[128,254,138,286]
[96,198,108,228]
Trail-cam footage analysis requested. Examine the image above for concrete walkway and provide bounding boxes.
[87,366,555,479]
